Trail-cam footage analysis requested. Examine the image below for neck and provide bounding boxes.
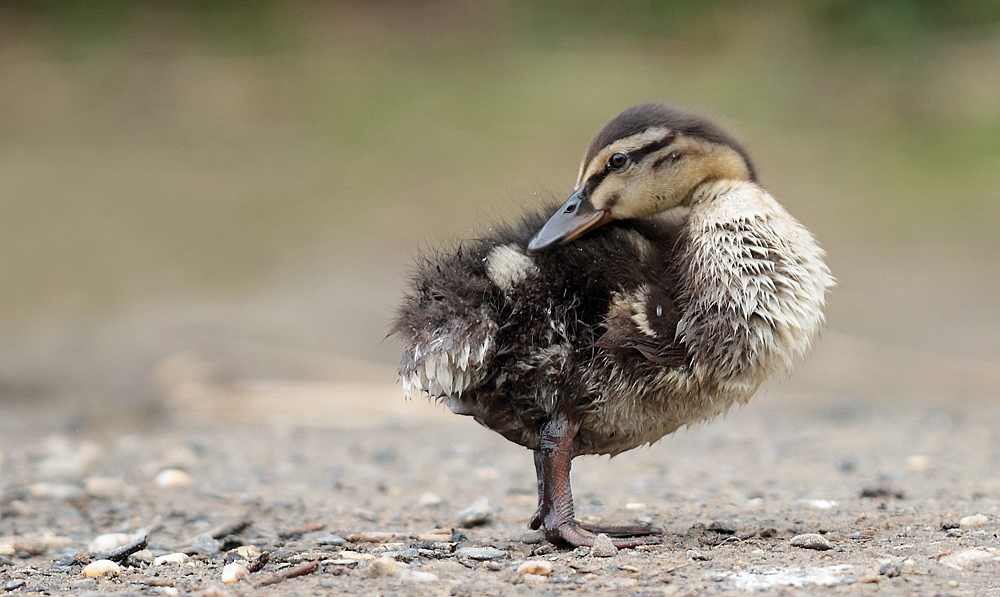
[688,178,752,207]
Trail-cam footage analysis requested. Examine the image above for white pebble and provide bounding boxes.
[88,533,132,553]
[591,533,618,557]
[399,569,439,582]
[624,502,646,511]
[84,477,127,498]
[82,559,123,578]
[807,500,839,510]
[941,548,995,569]
[152,553,189,566]
[790,533,832,550]
[221,562,250,583]
[517,560,553,576]
[0,543,14,556]
[154,469,193,488]
[959,514,988,528]
[417,492,444,507]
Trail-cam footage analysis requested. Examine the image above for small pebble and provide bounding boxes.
[221,562,250,583]
[188,534,221,555]
[521,573,548,584]
[807,499,839,510]
[154,469,193,488]
[707,520,737,534]
[399,569,439,582]
[233,545,261,559]
[84,477,127,498]
[455,546,506,561]
[4,580,25,591]
[879,562,901,577]
[790,533,832,551]
[519,529,546,544]
[941,548,994,569]
[624,503,646,511]
[82,559,123,578]
[88,533,132,553]
[367,555,401,577]
[0,538,39,556]
[518,560,553,576]
[153,553,189,566]
[959,514,988,528]
[384,547,419,563]
[418,493,443,507]
[9,537,46,556]
[457,497,493,528]
[759,527,778,538]
[27,483,85,500]
[316,534,347,547]
[591,533,618,557]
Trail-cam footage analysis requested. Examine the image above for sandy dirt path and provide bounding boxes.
[2,362,1000,597]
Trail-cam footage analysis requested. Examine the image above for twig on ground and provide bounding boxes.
[256,560,319,586]
[89,535,148,563]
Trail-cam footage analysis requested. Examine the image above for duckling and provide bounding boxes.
[393,103,833,548]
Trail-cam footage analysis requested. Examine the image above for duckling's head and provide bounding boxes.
[527,103,756,253]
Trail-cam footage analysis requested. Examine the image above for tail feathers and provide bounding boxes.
[398,316,498,399]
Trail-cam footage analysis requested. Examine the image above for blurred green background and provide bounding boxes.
[1,1,999,419]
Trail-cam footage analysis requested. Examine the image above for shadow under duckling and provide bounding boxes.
[393,103,834,548]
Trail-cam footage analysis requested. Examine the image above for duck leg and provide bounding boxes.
[531,414,659,548]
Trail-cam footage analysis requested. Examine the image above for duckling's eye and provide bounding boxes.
[608,153,628,170]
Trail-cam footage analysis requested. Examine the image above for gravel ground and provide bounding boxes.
[1,387,1000,597]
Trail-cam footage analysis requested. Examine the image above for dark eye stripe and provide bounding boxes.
[629,134,676,162]
[585,133,677,190]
